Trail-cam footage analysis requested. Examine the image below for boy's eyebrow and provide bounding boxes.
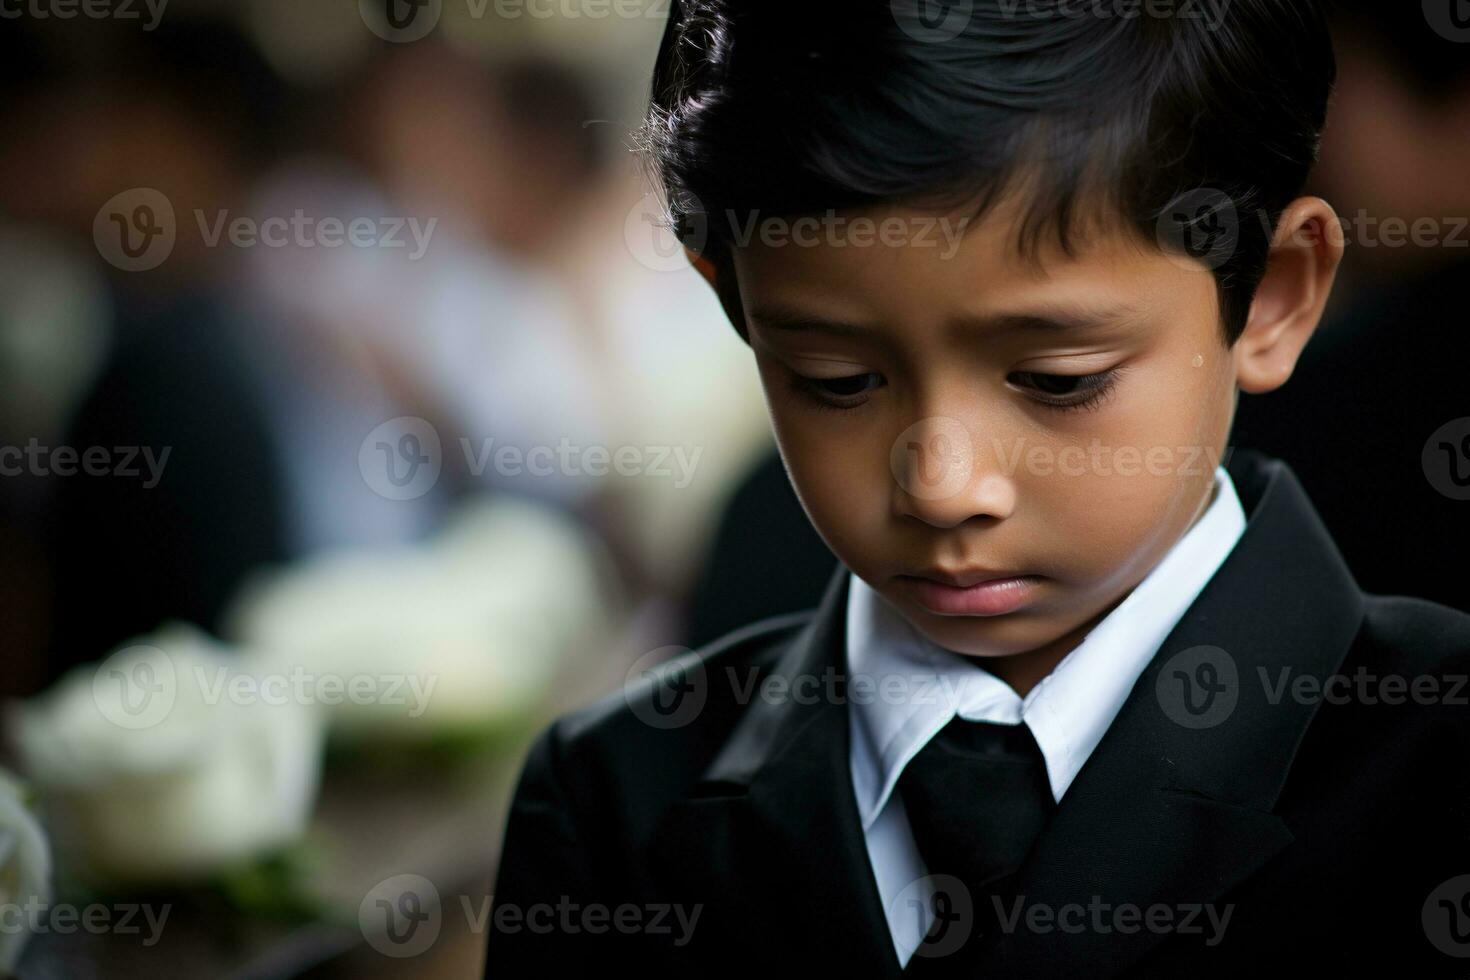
[975,299,1149,335]
[747,299,1147,338]
[746,305,876,339]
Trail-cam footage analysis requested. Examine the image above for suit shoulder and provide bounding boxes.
[561,609,810,740]
[1323,596,1470,812]
[513,609,813,799]
[1355,593,1470,676]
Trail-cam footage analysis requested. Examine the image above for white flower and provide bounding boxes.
[227,494,612,739]
[0,768,52,973]
[10,624,325,884]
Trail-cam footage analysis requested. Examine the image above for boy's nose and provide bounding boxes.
[889,417,1017,528]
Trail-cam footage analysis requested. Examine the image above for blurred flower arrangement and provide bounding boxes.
[227,493,612,753]
[11,625,323,888]
[4,493,616,917]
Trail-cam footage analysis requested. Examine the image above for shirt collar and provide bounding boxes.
[846,465,1247,832]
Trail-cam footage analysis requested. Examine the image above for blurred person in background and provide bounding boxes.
[0,17,300,686]
[0,20,114,696]
[0,3,765,975]
[17,21,627,684]
[323,37,769,608]
[319,40,616,516]
[29,23,615,681]
[8,9,766,686]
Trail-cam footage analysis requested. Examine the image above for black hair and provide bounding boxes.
[636,0,1337,346]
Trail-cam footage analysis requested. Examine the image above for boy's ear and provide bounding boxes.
[685,245,751,343]
[1233,196,1345,394]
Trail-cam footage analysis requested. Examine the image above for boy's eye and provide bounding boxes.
[1019,372,1088,396]
[813,372,882,397]
[1008,368,1121,411]
[792,370,884,409]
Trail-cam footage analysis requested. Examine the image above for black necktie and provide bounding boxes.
[898,716,1057,974]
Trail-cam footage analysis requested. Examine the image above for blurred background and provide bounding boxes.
[0,1,770,977]
[0,0,1464,977]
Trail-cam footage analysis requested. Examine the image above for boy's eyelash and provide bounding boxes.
[788,367,1124,414]
[1009,368,1123,413]
[789,371,883,412]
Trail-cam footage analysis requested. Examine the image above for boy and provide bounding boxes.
[484,1,1470,974]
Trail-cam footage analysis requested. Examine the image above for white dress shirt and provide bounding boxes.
[846,465,1247,966]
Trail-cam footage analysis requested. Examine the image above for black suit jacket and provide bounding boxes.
[485,450,1470,976]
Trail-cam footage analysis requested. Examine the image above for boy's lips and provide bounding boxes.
[894,569,1044,616]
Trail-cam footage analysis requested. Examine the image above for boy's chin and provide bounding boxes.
[893,600,1077,661]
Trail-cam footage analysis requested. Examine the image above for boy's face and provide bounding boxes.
[713,195,1257,678]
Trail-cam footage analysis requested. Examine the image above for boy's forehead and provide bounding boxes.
[729,194,1190,330]
[733,185,1145,273]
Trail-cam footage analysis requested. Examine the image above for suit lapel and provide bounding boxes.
[654,564,904,975]
[972,451,1367,975]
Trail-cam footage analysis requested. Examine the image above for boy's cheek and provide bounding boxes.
[791,464,890,556]
[1009,466,1194,583]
